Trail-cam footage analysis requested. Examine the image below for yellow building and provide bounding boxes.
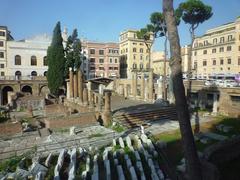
[192,17,240,79]
[119,29,153,78]
[151,51,170,77]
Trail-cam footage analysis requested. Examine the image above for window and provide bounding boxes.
[43,56,47,66]
[0,52,4,58]
[212,59,216,65]
[90,58,95,63]
[109,58,112,63]
[90,49,95,54]
[203,50,207,54]
[203,40,208,46]
[15,55,21,65]
[219,47,224,52]
[0,31,5,37]
[133,55,136,60]
[1,72,4,76]
[133,48,136,52]
[227,46,232,51]
[238,57,240,65]
[194,51,197,56]
[228,67,230,70]
[15,71,21,76]
[0,41,3,47]
[44,71,47,76]
[220,59,224,65]
[140,48,143,53]
[0,64,4,68]
[109,67,113,70]
[228,35,233,41]
[227,58,231,64]
[114,67,118,70]
[90,67,95,70]
[31,71,37,76]
[99,67,104,70]
[220,37,224,43]
[31,56,37,66]
[99,50,104,55]
[115,59,118,63]
[213,38,217,44]
[239,46,240,51]
[99,58,104,63]
[140,55,143,60]
[126,48,128,53]
[212,49,216,53]
[132,63,137,69]
[203,60,207,66]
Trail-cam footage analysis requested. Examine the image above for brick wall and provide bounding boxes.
[44,113,97,129]
[0,122,22,135]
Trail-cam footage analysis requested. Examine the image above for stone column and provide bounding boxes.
[212,93,218,114]
[102,91,112,126]
[124,84,128,99]
[69,68,73,98]
[97,94,102,111]
[89,90,94,108]
[157,79,163,99]
[148,69,153,101]
[66,82,70,99]
[141,73,145,100]
[78,69,83,103]
[73,72,78,98]
[83,88,89,106]
[132,72,137,98]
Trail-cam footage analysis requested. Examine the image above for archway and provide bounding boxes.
[21,85,32,95]
[39,85,50,97]
[44,71,47,76]
[31,71,37,76]
[2,86,14,105]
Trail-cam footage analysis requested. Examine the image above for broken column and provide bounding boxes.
[83,88,89,106]
[69,68,73,98]
[73,71,78,98]
[132,72,137,98]
[141,72,145,100]
[102,90,112,126]
[212,93,218,114]
[89,90,94,108]
[148,69,153,101]
[78,69,83,103]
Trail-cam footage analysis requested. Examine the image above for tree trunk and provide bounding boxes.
[163,1,202,180]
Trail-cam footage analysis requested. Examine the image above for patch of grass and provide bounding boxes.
[0,155,23,172]
[112,123,126,133]
[88,133,104,139]
[54,128,69,133]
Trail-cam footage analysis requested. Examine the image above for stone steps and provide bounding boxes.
[113,107,178,128]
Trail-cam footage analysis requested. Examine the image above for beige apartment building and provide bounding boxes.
[83,41,120,79]
[119,30,153,78]
[192,17,240,79]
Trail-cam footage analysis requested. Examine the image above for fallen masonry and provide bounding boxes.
[0,133,167,180]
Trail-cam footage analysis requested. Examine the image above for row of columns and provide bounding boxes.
[131,70,154,101]
[68,68,112,126]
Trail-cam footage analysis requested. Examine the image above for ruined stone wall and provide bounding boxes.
[0,122,22,136]
[44,113,97,129]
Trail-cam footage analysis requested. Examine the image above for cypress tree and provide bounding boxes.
[47,22,66,95]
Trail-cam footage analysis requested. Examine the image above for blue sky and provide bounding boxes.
[1,0,240,51]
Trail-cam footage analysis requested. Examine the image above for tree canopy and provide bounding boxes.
[64,29,83,76]
[47,21,66,95]
[177,0,213,32]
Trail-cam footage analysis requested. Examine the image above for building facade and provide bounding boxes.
[192,17,240,79]
[151,51,170,78]
[119,30,153,78]
[6,35,51,78]
[83,41,120,79]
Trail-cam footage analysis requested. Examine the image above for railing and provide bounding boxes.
[0,76,47,81]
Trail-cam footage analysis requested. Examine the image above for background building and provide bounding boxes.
[151,51,170,78]
[192,17,240,79]
[119,29,153,78]
[6,34,51,78]
[83,41,120,79]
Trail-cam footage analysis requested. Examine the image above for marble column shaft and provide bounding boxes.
[69,69,73,98]
[148,70,153,100]
[78,69,83,103]
[73,73,78,98]
[141,73,145,99]
[83,88,89,106]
